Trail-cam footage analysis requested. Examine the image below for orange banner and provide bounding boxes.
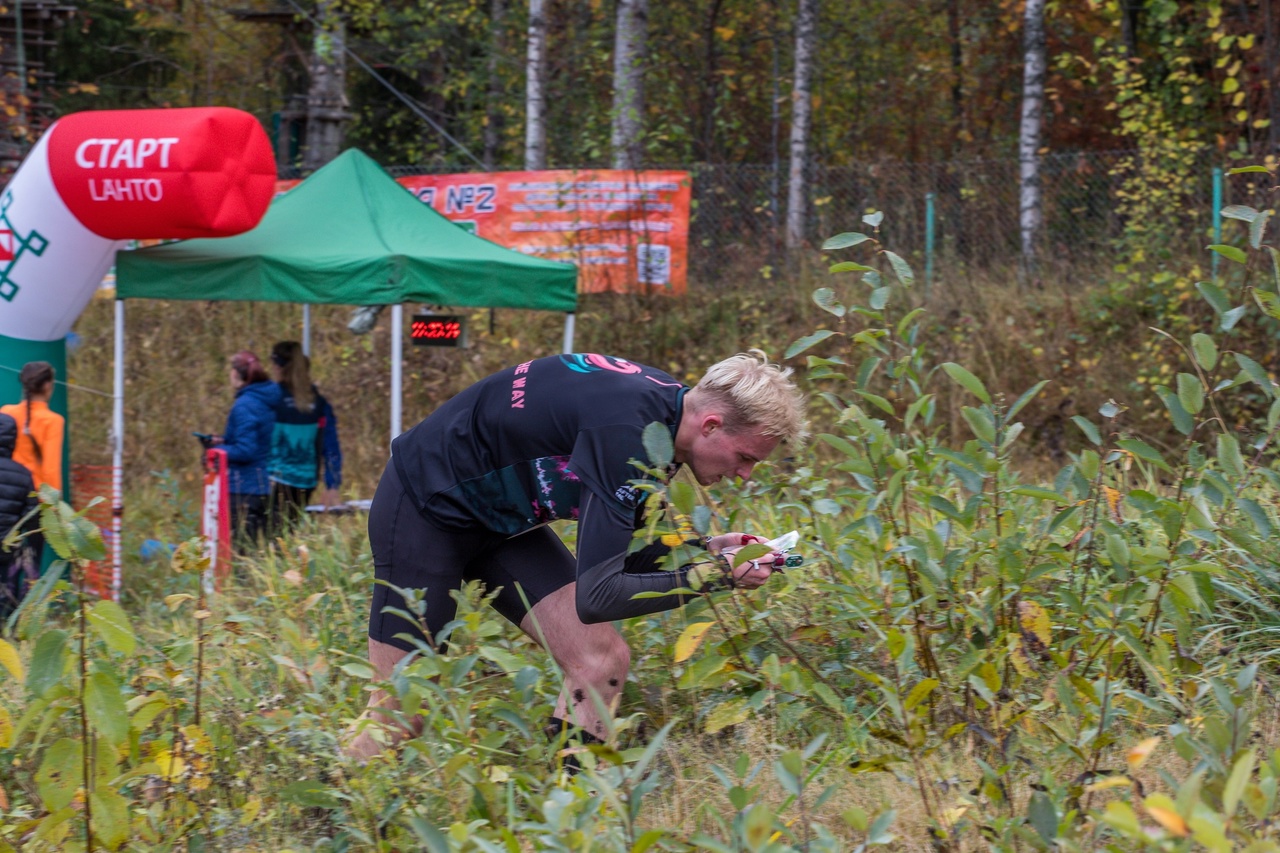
[277,168,691,295]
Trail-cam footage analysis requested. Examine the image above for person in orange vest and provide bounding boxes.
[1,361,64,498]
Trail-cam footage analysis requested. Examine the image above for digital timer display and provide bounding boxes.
[410,314,467,347]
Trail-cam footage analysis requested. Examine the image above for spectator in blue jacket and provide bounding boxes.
[268,341,343,530]
[214,350,282,549]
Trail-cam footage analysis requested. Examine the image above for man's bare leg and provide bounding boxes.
[520,582,630,741]
[342,638,421,762]
[344,582,628,762]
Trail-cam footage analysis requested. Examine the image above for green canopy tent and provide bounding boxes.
[112,148,579,458]
[116,148,578,311]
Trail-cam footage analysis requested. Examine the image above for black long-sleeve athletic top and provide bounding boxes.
[391,354,701,623]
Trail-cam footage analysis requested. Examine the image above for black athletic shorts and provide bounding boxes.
[367,459,578,652]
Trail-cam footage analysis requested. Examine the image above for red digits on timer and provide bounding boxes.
[411,320,461,340]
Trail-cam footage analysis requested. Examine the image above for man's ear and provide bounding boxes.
[701,413,724,436]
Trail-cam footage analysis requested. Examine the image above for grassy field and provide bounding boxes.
[3,249,1280,850]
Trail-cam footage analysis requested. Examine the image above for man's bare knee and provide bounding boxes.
[368,637,411,678]
[566,633,631,686]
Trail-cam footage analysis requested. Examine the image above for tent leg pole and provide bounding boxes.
[112,299,125,601]
[302,304,311,356]
[562,312,575,354]
[391,303,403,442]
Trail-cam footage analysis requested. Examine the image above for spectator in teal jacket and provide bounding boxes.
[268,341,343,530]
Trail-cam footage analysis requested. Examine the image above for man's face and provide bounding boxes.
[681,419,780,486]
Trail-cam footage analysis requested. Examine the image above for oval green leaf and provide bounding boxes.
[821,232,871,251]
[1207,244,1247,264]
[1190,333,1218,370]
[786,329,837,358]
[1176,372,1205,415]
[642,421,674,468]
[88,599,137,657]
[813,287,846,317]
[884,251,914,286]
[1221,204,1259,223]
[86,670,129,745]
[829,261,874,273]
[940,363,991,404]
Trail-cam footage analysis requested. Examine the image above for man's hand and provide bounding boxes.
[724,554,774,589]
[321,488,342,509]
[701,533,779,590]
[704,533,748,554]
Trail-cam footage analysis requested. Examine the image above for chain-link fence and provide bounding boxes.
[682,149,1228,279]
[333,146,1277,282]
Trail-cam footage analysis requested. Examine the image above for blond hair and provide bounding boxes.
[691,349,808,447]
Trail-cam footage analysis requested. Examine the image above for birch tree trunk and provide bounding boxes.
[525,0,548,170]
[610,0,649,170]
[699,0,726,161]
[302,0,351,172]
[784,0,818,251]
[484,0,507,170]
[1018,0,1046,274]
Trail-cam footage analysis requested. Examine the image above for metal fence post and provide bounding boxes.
[925,191,936,298]
[1212,165,1223,280]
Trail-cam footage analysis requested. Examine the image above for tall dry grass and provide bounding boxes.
[64,256,1183,504]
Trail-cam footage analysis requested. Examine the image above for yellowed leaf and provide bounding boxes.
[1008,634,1035,677]
[660,533,685,547]
[674,621,716,663]
[1085,776,1131,792]
[1126,736,1160,771]
[193,609,211,620]
[182,725,212,755]
[704,697,750,733]
[164,593,194,611]
[239,795,263,826]
[0,706,12,749]
[789,624,832,644]
[0,638,23,683]
[1017,600,1052,649]
[1146,805,1188,837]
[1103,486,1123,522]
[0,781,8,810]
[301,592,326,612]
[282,569,304,586]
[154,749,186,777]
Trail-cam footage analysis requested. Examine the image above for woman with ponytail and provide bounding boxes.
[1,361,64,497]
[268,341,343,530]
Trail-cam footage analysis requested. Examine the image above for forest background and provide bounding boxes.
[6,2,1280,851]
